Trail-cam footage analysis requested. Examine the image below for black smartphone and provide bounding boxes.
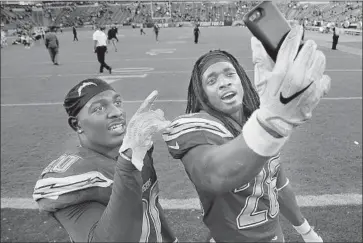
[243,1,302,62]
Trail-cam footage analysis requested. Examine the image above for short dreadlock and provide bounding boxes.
[186,50,260,137]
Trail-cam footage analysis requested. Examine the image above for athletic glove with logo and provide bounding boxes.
[251,25,331,137]
[119,90,171,171]
[293,219,323,242]
[243,25,330,156]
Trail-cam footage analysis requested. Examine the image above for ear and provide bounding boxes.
[68,116,82,133]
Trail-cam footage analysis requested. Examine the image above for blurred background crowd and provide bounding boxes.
[1,0,362,47]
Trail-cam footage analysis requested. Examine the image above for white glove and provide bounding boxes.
[251,25,331,137]
[293,219,323,242]
[119,90,171,171]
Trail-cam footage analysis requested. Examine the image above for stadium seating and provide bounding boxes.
[0,1,361,31]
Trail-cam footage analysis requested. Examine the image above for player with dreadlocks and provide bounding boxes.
[163,26,330,242]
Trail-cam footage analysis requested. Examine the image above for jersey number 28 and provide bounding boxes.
[236,156,280,229]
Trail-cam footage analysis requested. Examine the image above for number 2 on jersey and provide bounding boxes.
[236,156,280,229]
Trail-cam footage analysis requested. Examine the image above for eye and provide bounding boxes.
[114,100,123,107]
[226,71,236,77]
[93,106,105,113]
[207,77,216,85]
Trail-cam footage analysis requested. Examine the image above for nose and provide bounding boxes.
[108,104,124,119]
[218,76,232,89]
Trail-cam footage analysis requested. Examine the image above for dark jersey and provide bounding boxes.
[163,112,288,242]
[108,28,117,39]
[33,146,175,242]
[194,27,200,35]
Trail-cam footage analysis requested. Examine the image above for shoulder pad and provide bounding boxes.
[33,171,113,202]
[39,147,113,178]
[40,153,82,177]
[35,184,109,212]
[162,113,233,159]
[33,147,114,205]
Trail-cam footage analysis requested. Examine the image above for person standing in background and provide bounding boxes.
[73,25,78,41]
[45,26,59,65]
[41,27,45,40]
[153,23,159,42]
[140,23,146,35]
[93,25,112,74]
[193,24,200,44]
[332,27,340,50]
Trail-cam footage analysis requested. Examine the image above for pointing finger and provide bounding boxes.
[136,90,158,114]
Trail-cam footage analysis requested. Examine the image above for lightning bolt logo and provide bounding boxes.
[33,171,113,201]
[78,82,97,96]
[34,176,108,196]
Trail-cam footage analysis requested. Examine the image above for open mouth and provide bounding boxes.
[221,91,237,101]
[108,123,126,134]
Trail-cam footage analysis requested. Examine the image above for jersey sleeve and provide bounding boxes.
[53,168,143,242]
[34,155,144,242]
[53,201,107,242]
[162,114,234,159]
[33,153,113,209]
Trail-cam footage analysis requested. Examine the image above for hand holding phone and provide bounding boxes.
[243,1,303,62]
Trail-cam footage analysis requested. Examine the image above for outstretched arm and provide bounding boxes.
[181,114,287,195]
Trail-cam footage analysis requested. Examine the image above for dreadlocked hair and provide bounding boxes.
[186,50,260,137]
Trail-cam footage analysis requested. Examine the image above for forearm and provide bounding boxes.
[91,156,143,241]
[277,183,305,226]
[202,136,269,192]
[93,40,97,50]
[196,113,287,193]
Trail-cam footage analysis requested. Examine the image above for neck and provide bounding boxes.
[231,109,244,125]
[80,140,119,160]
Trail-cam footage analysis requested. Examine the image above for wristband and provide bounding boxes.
[119,152,131,161]
[293,219,312,235]
[243,111,288,157]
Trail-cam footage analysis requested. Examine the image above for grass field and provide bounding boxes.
[1,26,362,242]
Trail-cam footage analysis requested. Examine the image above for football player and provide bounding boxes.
[163,26,330,242]
[153,24,160,42]
[33,78,178,242]
[107,25,118,52]
[45,26,59,65]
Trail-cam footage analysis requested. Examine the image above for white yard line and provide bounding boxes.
[0,56,360,66]
[1,193,361,210]
[1,97,362,107]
